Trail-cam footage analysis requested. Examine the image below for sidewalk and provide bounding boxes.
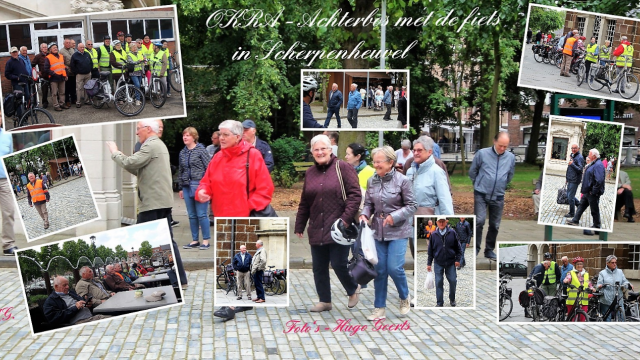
[311,105,403,129]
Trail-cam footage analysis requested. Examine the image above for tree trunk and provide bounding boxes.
[526,90,546,164]
[456,63,466,176]
[337,132,367,160]
[488,30,502,148]
[340,0,375,69]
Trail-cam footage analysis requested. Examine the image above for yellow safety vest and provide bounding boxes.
[98,45,112,68]
[566,270,589,306]
[616,44,634,67]
[111,49,127,74]
[127,52,145,73]
[86,48,99,69]
[585,44,598,63]
[544,260,557,284]
[123,42,130,53]
[139,42,154,60]
[150,51,167,77]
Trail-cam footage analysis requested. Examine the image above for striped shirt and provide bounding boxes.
[178,143,211,187]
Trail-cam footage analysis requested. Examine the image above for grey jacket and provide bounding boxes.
[111,136,174,212]
[469,146,515,200]
[361,168,417,241]
[251,248,267,274]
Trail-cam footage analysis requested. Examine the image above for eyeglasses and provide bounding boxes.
[312,147,329,153]
[219,132,236,138]
[372,160,391,165]
[87,43,93,46]
[413,148,425,153]
[136,125,149,130]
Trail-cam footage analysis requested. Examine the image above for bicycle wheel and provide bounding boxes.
[499,295,513,321]
[554,53,563,69]
[169,70,182,92]
[619,73,640,100]
[576,63,585,86]
[18,108,55,127]
[216,273,227,290]
[533,51,544,63]
[275,279,286,295]
[569,310,589,322]
[150,79,167,108]
[114,86,145,116]
[613,307,626,322]
[588,68,606,91]
[265,279,279,296]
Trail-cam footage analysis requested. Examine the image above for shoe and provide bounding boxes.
[628,217,636,223]
[181,283,188,290]
[524,312,532,318]
[167,93,171,97]
[214,306,235,321]
[564,213,574,218]
[171,220,179,227]
[76,103,82,108]
[583,230,594,236]
[255,299,265,303]
[612,89,625,94]
[450,301,457,307]
[367,308,386,321]
[84,100,92,105]
[209,220,215,226]
[54,107,63,112]
[64,102,71,107]
[237,296,242,300]
[183,242,200,249]
[62,104,70,109]
[436,304,443,307]
[309,302,332,312]
[247,296,251,301]
[566,219,579,226]
[200,244,210,250]
[42,103,49,109]
[44,223,49,229]
[252,298,259,302]
[399,297,411,315]
[456,266,461,270]
[3,247,18,256]
[348,285,360,308]
[234,306,252,313]
[484,250,497,260]
[135,100,141,106]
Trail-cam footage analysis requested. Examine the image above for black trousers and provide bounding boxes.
[65,75,77,103]
[137,208,188,286]
[254,270,264,300]
[573,193,601,228]
[41,81,49,106]
[311,243,358,303]
[616,188,636,216]
[384,104,392,119]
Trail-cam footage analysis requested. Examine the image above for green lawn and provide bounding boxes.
[620,166,640,199]
[449,163,542,197]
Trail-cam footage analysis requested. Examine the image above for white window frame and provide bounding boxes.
[630,245,640,270]
[577,17,586,36]
[606,19,616,44]
[0,23,36,56]
[91,18,176,48]
[592,16,602,42]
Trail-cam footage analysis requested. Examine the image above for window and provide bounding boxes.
[145,20,160,40]
[34,22,58,30]
[128,19,144,40]
[630,245,640,270]
[592,16,602,42]
[60,21,82,29]
[551,137,568,160]
[8,24,32,51]
[111,20,127,39]
[160,19,174,39]
[0,26,7,53]
[606,19,616,44]
[577,17,586,36]
[92,22,109,43]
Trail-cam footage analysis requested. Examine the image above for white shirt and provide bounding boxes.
[395,149,413,166]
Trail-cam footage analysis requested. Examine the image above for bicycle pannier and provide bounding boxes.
[84,79,101,97]
[3,93,15,117]
[541,296,559,319]
[518,290,530,308]
[263,271,274,284]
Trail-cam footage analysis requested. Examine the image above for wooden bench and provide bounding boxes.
[445,162,456,176]
[293,162,314,174]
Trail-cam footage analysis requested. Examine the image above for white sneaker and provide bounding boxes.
[367,308,386,321]
[135,100,141,106]
[400,297,411,315]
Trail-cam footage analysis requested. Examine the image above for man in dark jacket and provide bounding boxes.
[567,149,605,232]
[427,217,462,307]
[455,218,472,269]
[324,83,343,128]
[70,42,93,107]
[396,89,407,128]
[4,47,30,103]
[302,75,325,128]
[43,276,109,327]
[242,120,274,173]
[103,264,134,292]
[32,43,50,108]
[564,143,585,218]
[535,30,542,44]
[233,245,253,300]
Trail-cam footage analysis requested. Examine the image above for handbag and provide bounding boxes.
[556,184,569,205]
[348,222,377,285]
[245,149,279,217]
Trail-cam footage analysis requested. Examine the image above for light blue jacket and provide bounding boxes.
[405,155,454,215]
[469,146,515,200]
[0,128,12,178]
[382,90,392,104]
[597,266,630,306]
[560,263,574,283]
[347,90,362,110]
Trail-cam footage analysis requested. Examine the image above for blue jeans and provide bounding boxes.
[566,182,579,215]
[183,184,211,242]
[324,107,341,127]
[434,262,457,306]
[600,302,625,322]
[373,239,409,308]
[130,76,141,100]
[459,243,467,267]
[474,191,504,253]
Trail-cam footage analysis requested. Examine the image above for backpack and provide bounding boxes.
[3,93,15,117]
[84,79,101,97]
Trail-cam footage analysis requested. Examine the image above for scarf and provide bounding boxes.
[355,160,367,174]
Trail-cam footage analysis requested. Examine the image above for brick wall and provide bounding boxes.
[555,244,629,279]
[615,19,640,69]
[215,219,260,270]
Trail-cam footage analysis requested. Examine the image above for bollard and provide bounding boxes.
[626,147,633,165]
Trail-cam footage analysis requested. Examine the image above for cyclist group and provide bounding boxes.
[526,252,634,321]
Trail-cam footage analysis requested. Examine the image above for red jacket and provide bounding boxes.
[613,40,631,57]
[196,140,274,217]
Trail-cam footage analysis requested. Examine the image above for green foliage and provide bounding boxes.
[95,245,115,262]
[271,168,298,189]
[28,294,49,306]
[18,249,42,284]
[499,243,527,248]
[533,1,639,18]
[270,136,307,187]
[583,122,623,160]
[528,7,565,33]
[139,241,153,259]
[114,245,128,261]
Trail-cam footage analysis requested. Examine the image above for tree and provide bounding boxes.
[528,7,565,33]
[95,245,115,262]
[114,245,128,261]
[18,249,43,284]
[139,241,153,259]
[583,122,623,160]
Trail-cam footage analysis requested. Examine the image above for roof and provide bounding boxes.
[48,157,78,164]
[498,245,528,265]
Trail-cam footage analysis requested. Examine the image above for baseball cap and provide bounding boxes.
[144,290,166,302]
[436,216,447,222]
[10,46,18,53]
[117,31,124,36]
[242,120,256,129]
[103,35,111,40]
[125,33,132,37]
[112,40,121,45]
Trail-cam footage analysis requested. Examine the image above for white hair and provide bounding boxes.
[20,46,27,51]
[401,139,411,149]
[80,266,92,276]
[140,119,160,134]
[589,148,600,159]
[413,136,434,152]
[256,240,263,246]
[53,276,68,287]
[310,134,331,149]
[371,146,397,164]
[106,265,113,272]
[219,120,243,136]
[561,256,568,261]
[351,83,358,89]
[621,35,628,41]
[571,143,579,149]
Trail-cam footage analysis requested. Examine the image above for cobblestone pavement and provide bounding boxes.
[539,174,615,231]
[215,287,288,307]
[3,269,640,358]
[311,105,403,129]
[518,44,640,102]
[16,177,99,241]
[415,251,474,308]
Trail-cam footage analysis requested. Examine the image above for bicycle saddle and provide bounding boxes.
[100,71,111,77]
[12,90,23,96]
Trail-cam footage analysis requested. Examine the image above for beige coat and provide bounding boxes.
[111,136,173,212]
[75,278,111,302]
[251,247,267,274]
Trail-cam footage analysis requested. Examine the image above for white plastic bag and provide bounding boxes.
[360,222,378,265]
[424,270,435,290]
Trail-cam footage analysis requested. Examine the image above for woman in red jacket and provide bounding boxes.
[196,120,274,217]
[295,134,362,312]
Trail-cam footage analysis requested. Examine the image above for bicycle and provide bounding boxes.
[564,284,590,322]
[525,275,544,322]
[587,56,639,99]
[216,259,237,296]
[90,66,145,116]
[590,282,628,322]
[140,59,167,108]
[274,268,287,295]
[499,274,513,321]
[508,148,523,162]
[8,74,55,129]
[263,266,281,296]
[168,51,182,93]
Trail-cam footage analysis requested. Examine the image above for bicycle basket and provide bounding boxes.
[3,93,15,117]
[541,296,559,319]
[518,290,530,308]
[84,79,101,97]
[225,264,234,273]
[263,271,274,284]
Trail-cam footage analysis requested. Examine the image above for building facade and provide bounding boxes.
[215,219,289,270]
